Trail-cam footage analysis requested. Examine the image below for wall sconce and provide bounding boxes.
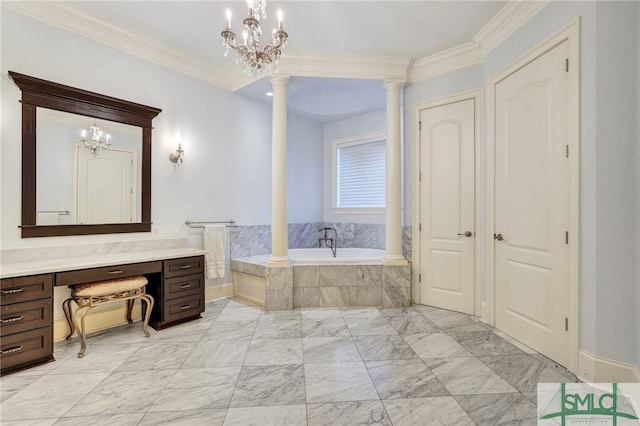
[169,143,184,167]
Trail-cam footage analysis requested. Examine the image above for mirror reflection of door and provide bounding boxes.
[73,145,137,224]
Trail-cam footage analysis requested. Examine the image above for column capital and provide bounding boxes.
[383,79,405,90]
[270,73,290,85]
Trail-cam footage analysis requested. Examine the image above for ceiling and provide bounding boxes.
[12,1,510,123]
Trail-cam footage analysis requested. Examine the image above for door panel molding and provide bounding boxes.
[411,88,483,315]
[486,18,580,373]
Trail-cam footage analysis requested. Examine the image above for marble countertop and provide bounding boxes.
[0,247,208,279]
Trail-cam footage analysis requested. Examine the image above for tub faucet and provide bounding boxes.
[318,227,337,257]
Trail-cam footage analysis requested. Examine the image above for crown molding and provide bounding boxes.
[473,0,550,54]
[411,41,484,83]
[3,1,231,90]
[229,52,412,91]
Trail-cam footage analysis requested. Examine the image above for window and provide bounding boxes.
[333,132,386,213]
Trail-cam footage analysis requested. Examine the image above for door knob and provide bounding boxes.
[457,231,473,237]
[494,233,504,241]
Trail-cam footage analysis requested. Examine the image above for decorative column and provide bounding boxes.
[382,79,410,308]
[383,79,408,266]
[265,74,293,310]
[268,74,291,268]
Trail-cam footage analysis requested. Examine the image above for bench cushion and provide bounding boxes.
[72,276,148,297]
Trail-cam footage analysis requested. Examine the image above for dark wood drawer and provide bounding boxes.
[56,261,162,286]
[1,299,52,337]
[1,274,53,305]
[1,327,53,374]
[164,274,204,300]
[163,256,204,278]
[163,294,204,324]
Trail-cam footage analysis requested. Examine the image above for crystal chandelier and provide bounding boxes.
[221,0,288,77]
[79,122,111,156]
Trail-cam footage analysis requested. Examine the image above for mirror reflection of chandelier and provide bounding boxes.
[80,122,111,156]
[221,0,288,77]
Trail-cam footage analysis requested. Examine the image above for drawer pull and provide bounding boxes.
[180,304,192,310]
[107,270,123,275]
[1,345,23,355]
[1,316,24,324]
[179,284,192,289]
[1,288,24,295]
[180,264,192,270]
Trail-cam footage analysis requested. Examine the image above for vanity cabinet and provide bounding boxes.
[149,256,205,329]
[1,274,54,375]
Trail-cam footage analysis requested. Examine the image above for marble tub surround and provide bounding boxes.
[265,266,293,310]
[0,299,578,425]
[229,222,412,261]
[383,264,411,308]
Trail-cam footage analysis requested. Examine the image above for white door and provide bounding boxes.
[494,40,570,366]
[75,146,136,224]
[419,99,475,314]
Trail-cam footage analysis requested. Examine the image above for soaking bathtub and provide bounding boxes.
[231,248,386,307]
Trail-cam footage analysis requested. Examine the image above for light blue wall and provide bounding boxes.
[0,9,323,249]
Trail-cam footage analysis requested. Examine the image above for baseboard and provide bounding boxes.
[205,282,233,303]
[53,301,143,342]
[578,349,640,383]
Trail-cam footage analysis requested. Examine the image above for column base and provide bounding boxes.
[268,255,291,268]
[383,254,409,266]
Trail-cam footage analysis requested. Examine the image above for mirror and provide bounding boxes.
[9,71,161,238]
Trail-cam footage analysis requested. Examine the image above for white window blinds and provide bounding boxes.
[336,139,386,208]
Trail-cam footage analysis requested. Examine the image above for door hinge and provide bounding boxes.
[419,172,422,181]
[565,231,569,244]
[419,223,422,232]
[565,58,569,72]
[418,274,422,283]
[565,317,568,331]
[565,144,569,158]
[419,121,422,131]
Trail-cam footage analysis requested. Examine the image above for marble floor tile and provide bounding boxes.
[383,397,475,426]
[224,404,307,426]
[341,308,385,320]
[183,338,251,368]
[148,319,212,342]
[244,338,303,365]
[49,343,142,374]
[139,409,226,426]
[230,365,306,407]
[344,317,398,336]
[89,323,157,345]
[115,342,197,371]
[0,374,43,403]
[259,309,302,321]
[403,332,473,358]
[448,331,526,356]
[455,393,538,426]
[303,337,362,364]
[439,318,490,332]
[253,318,302,339]
[203,320,257,340]
[307,400,392,426]
[479,354,577,393]
[304,362,379,403]
[0,373,108,421]
[1,419,58,425]
[386,314,439,334]
[366,359,449,399]
[216,306,262,321]
[352,335,417,361]
[425,357,518,395]
[302,318,350,337]
[54,413,145,426]
[148,368,241,411]
[378,307,424,318]
[65,370,176,416]
[300,308,343,320]
[200,307,224,321]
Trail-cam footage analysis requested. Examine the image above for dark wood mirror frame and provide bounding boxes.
[9,71,162,238]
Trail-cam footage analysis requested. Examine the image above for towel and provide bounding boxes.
[37,212,59,225]
[204,225,226,280]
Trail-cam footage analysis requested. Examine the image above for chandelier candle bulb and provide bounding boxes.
[277,9,283,29]
[225,8,232,29]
